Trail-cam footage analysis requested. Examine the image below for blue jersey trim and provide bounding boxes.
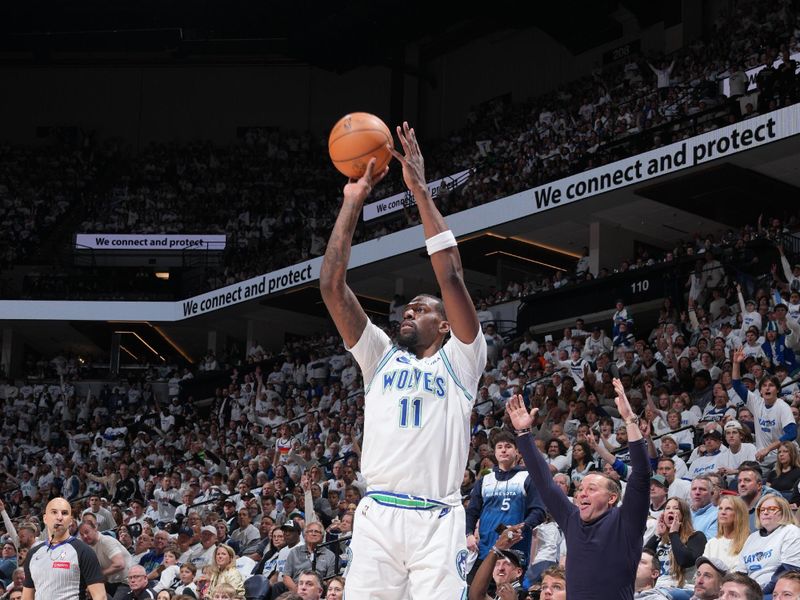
[438,348,473,401]
[365,345,399,394]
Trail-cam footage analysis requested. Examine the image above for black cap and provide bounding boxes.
[702,429,724,440]
[177,527,194,537]
[280,519,301,532]
[497,548,526,569]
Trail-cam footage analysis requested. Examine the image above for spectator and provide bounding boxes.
[77,518,133,599]
[731,348,796,468]
[765,441,800,502]
[703,496,750,572]
[0,542,16,589]
[645,497,706,589]
[648,59,675,99]
[465,430,546,573]
[294,570,325,600]
[692,555,728,600]
[125,565,157,600]
[719,421,757,475]
[774,572,800,600]
[735,495,800,594]
[689,476,719,540]
[656,457,691,502]
[282,522,336,591]
[324,576,345,600]
[718,572,763,600]
[198,544,245,599]
[507,380,649,600]
[467,523,526,600]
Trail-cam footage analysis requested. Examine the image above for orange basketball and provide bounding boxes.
[328,112,393,179]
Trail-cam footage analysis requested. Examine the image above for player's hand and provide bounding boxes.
[495,524,523,550]
[466,533,478,553]
[506,395,537,431]
[343,157,389,207]
[387,122,427,196]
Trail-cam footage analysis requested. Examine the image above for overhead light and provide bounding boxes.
[485,251,567,272]
[508,236,582,258]
[155,272,170,280]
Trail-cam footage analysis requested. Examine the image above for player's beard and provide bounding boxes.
[397,328,419,351]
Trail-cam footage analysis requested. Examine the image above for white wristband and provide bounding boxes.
[425,230,457,256]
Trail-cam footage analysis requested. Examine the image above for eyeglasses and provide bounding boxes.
[758,505,781,515]
[127,574,146,580]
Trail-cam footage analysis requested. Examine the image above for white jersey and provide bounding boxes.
[745,393,795,465]
[349,321,486,505]
[736,524,800,587]
[686,449,734,479]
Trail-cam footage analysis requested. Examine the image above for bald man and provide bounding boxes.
[22,497,106,600]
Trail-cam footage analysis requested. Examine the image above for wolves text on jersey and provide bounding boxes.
[382,367,447,398]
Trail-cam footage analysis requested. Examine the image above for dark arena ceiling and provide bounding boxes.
[0,1,677,69]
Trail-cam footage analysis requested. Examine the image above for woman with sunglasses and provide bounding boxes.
[735,495,800,595]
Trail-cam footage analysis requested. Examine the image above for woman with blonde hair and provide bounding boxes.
[703,495,750,570]
[736,494,800,594]
[644,497,706,588]
[197,544,245,599]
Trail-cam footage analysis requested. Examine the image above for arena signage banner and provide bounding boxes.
[720,52,800,96]
[361,169,471,221]
[515,111,780,216]
[180,260,319,318]
[75,233,226,251]
[1,104,799,321]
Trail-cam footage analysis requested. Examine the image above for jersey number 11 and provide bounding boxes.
[399,397,423,428]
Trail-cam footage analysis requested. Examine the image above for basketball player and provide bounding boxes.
[320,122,486,599]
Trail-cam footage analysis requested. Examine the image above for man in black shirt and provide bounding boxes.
[507,378,650,600]
[112,464,142,505]
[124,565,156,599]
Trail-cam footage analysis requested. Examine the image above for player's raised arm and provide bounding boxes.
[389,122,480,343]
[320,159,389,348]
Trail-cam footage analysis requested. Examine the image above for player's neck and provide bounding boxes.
[402,339,443,359]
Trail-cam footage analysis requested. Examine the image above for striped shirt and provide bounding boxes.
[24,537,103,599]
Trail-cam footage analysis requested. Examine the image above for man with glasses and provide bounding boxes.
[282,522,336,592]
[123,565,156,599]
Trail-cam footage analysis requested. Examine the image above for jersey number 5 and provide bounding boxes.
[399,397,423,428]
